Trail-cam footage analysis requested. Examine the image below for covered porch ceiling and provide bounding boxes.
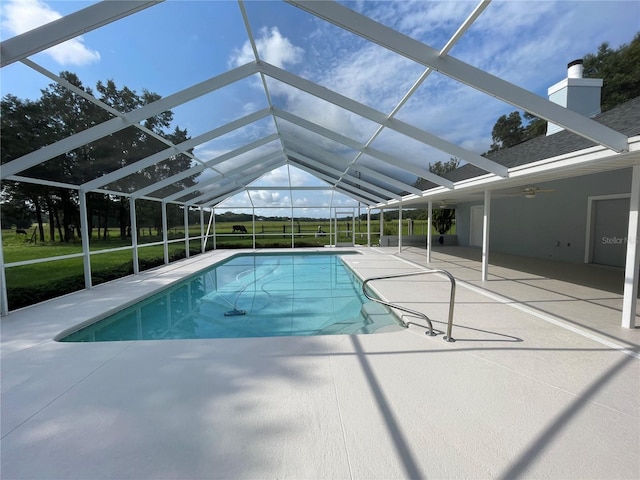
[1,0,637,212]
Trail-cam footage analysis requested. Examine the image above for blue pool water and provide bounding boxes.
[60,253,400,342]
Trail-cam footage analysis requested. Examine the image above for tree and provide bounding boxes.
[583,33,640,111]
[0,94,61,241]
[429,158,459,235]
[1,73,198,242]
[486,32,640,153]
[487,111,525,153]
[413,158,459,235]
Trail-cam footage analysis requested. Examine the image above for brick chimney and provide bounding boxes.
[546,59,603,135]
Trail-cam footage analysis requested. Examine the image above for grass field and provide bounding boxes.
[1,219,452,310]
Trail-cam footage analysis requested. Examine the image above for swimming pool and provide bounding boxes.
[60,252,402,342]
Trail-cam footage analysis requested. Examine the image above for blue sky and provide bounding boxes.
[1,0,639,215]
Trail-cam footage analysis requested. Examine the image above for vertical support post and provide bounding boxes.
[367,208,371,247]
[252,207,256,249]
[329,208,334,246]
[427,199,433,263]
[398,204,403,253]
[162,201,169,264]
[352,207,356,246]
[290,211,294,249]
[200,208,205,254]
[130,197,139,275]
[379,209,384,240]
[0,216,9,316]
[213,207,217,250]
[482,190,491,282]
[184,205,190,259]
[79,190,92,289]
[622,164,640,328]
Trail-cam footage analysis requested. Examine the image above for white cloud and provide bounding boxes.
[218,0,638,205]
[230,26,304,68]
[250,190,282,206]
[1,0,100,66]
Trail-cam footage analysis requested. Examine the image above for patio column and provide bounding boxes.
[213,207,217,250]
[252,208,256,250]
[398,203,403,253]
[200,208,205,254]
[79,190,92,289]
[366,208,371,247]
[379,209,384,239]
[0,221,8,316]
[130,197,139,275]
[427,199,433,263]
[162,201,169,264]
[184,206,190,259]
[482,190,491,281]
[621,164,640,328]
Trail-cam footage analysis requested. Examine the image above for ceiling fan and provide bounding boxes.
[437,199,457,208]
[500,185,554,199]
[521,186,554,198]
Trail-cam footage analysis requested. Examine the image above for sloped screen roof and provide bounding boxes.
[1,0,637,212]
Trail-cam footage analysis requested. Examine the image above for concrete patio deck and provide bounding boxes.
[2,247,639,479]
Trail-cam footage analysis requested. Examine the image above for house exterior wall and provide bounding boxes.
[455,168,632,264]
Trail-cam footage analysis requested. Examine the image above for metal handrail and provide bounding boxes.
[362,269,456,342]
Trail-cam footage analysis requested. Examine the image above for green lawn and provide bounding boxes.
[1,219,453,310]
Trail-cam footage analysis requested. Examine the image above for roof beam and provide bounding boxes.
[83,109,273,191]
[282,138,403,200]
[198,161,287,207]
[5,175,80,191]
[201,186,248,208]
[1,62,259,179]
[337,163,424,196]
[261,62,508,177]
[273,108,455,189]
[0,1,163,67]
[133,134,280,199]
[246,186,330,191]
[186,154,284,205]
[288,0,628,153]
[166,150,284,202]
[291,161,384,204]
[336,0,491,188]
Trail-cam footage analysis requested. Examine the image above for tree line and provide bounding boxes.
[1,72,196,242]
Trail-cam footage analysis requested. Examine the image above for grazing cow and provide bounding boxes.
[16,229,27,235]
[232,225,247,234]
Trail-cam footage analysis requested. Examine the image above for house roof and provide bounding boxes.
[1,1,638,212]
[443,96,640,184]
